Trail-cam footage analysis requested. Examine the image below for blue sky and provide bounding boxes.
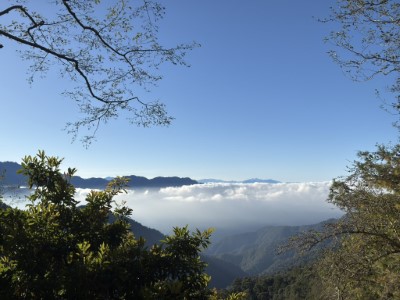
[0,0,398,182]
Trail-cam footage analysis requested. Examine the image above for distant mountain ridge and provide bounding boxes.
[0,161,198,189]
[198,178,280,184]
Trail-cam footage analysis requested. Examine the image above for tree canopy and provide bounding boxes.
[0,151,214,299]
[0,1,197,144]
[285,144,400,299]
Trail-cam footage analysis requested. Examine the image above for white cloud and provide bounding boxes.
[74,182,343,235]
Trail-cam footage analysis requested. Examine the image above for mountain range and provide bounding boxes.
[1,161,281,189]
[0,161,198,189]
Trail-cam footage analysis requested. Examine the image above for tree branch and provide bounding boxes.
[0,1,194,144]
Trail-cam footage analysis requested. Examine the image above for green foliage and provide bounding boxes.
[224,265,323,300]
[141,226,214,299]
[209,289,248,300]
[286,144,400,299]
[0,170,4,203]
[0,151,213,299]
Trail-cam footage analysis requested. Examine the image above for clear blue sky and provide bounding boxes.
[0,0,398,182]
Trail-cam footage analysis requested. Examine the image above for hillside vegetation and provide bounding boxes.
[206,221,333,275]
[0,152,213,299]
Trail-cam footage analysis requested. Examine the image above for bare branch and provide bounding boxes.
[0,0,197,144]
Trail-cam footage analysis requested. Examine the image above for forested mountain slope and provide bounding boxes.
[206,220,335,275]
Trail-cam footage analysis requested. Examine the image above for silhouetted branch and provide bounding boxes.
[0,1,197,145]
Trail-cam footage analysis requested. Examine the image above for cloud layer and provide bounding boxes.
[75,182,343,235]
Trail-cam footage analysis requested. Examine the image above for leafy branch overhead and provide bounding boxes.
[325,0,400,115]
[0,0,198,144]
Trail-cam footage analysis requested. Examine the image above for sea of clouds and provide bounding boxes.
[74,181,344,236]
